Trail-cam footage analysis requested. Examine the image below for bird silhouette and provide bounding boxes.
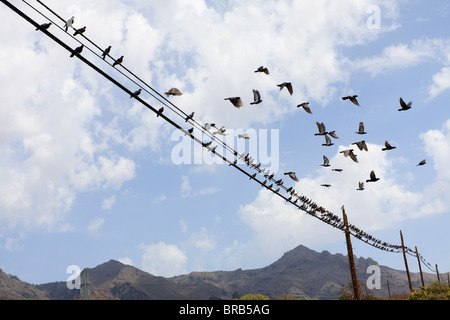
[70,44,84,58]
[417,159,426,166]
[213,126,227,136]
[250,89,262,105]
[165,88,183,97]
[277,82,293,95]
[186,128,194,136]
[35,22,52,31]
[254,66,269,75]
[102,46,111,60]
[73,26,86,36]
[382,141,396,151]
[328,131,339,139]
[64,16,74,32]
[357,182,365,190]
[185,112,194,122]
[398,97,412,111]
[340,149,358,163]
[332,168,343,172]
[297,102,312,114]
[352,140,368,151]
[322,134,334,146]
[224,97,244,108]
[130,88,142,98]
[321,184,331,188]
[113,55,124,67]
[315,122,328,136]
[238,134,250,139]
[356,122,367,135]
[321,155,330,167]
[202,141,212,148]
[203,123,216,131]
[366,170,380,182]
[342,95,359,106]
[284,172,299,182]
[156,107,164,117]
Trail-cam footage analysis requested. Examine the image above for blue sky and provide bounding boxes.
[0,0,449,286]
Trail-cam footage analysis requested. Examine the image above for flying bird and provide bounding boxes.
[328,131,339,139]
[417,159,426,166]
[130,88,142,98]
[113,55,124,67]
[70,44,84,58]
[238,134,250,139]
[35,22,52,31]
[284,172,299,182]
[185,112,194,122]
[340,149,358,163]
[165,88,183,97]
[321,184,331,188]
[315,122,328,136]
[322,134,334,146]
[102,46,111,60]
[332,168,343,172]
[277,82,293,95]
[297,102,312,114]
[398,97,412,111]
[321,155,330,167]
[366,170,380,182]
[73,26,86,36]
[352,140,368,151]
[156,107,164,117]
[224,97,244,108]
[356,122,367,135]
[382,141,396,151]
[357,182,365,191]
[64,16,74,32]
[342,95,359,106]
[250,89,262,105]
[254,66,269,75]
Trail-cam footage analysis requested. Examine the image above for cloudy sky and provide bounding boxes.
[0,0,449,285]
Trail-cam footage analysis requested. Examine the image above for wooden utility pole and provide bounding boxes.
[342,206,360,300]
[400,230,413,292]
[386,279,391,299]
[415,246,425,287]
[436,264,441,284]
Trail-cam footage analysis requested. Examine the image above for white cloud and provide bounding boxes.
[118,257,133,266]
[428,66,450,98]
[180,175,191,198]
[101,195,116,210]
[87,217,105,235]
[140,242,187,277]
[421,119,450,181]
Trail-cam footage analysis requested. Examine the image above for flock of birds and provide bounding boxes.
[34,12,424,255]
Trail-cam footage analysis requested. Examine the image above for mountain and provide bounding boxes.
[2,244,446,300]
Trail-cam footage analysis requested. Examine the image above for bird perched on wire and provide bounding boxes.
[297,102,312,114]
[398,97,412,111]
[254,66,269,75]
[64,16,74,32]
[70,44,84,58]
[340,149,358,163]
[102,46,111,60]
[156,107,164,117]
[417,159,426,166]
[113,55,124,67]
[213,126,227,136]
[356,122,367,135]
[382,141,396,151]
[35,22,52,31]
[352,140,368,151]
[321,156,330,167]
[357,182,365,191]
[342,95,359,106]
[366,170,380,182]
[185,112,194,122]
[250,89,262,105]
[130,88,142,98]
[73,26,86,36]
[284,172,299,182]
[224,97,244,108]
[165,88,183,97]
[277,82,293,95]
[203,123,216,131]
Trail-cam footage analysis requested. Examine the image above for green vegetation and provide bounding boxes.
[409,282,450,300]
[239,293,270,300]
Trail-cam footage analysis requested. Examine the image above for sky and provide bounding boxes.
[0,0,449,286]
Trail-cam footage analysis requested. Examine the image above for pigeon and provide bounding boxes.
[73,26,86,36]
[102,46,111,60]
[352,140,368,151]
[321,155,330,167]
[238,134,250,139]
[254,66,269,75]
[250,173,257,180]
[366,170,380,182]
[342,95,359,106]
[321,184,331,188]
[328,131,339,139]
[332,168,343,172]
[284,172,299,182]
[186,127,194,136]
[315,122,328,136]
[156,107,164,117]
[322,134,334,146]
[203,123,216,131]
[185,112,194,122]
[277,82,293,95]
[398,97,412,111]
[130,88,142,98]
[35,22,52,31]
[340,149,358,163]
[250,89,262,105]
[417,159,426,166]
[202,141,212,148]
[113,55,124,67]
[213,126,227,136]
[382,141,396,151]
[64,16,74,32]
[224,97,244,108]
[165,88,183,97]
[297,102,312,114]
[357,182,365,191]
[70,44,84,58]
[356,122,367,135]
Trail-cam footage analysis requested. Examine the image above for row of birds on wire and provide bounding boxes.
[34,11,424,258]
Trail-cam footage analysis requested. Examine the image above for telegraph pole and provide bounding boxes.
[400,230,413,292]
[342,206,360,300]
[436,264,441,284]
[415,246,425,287]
